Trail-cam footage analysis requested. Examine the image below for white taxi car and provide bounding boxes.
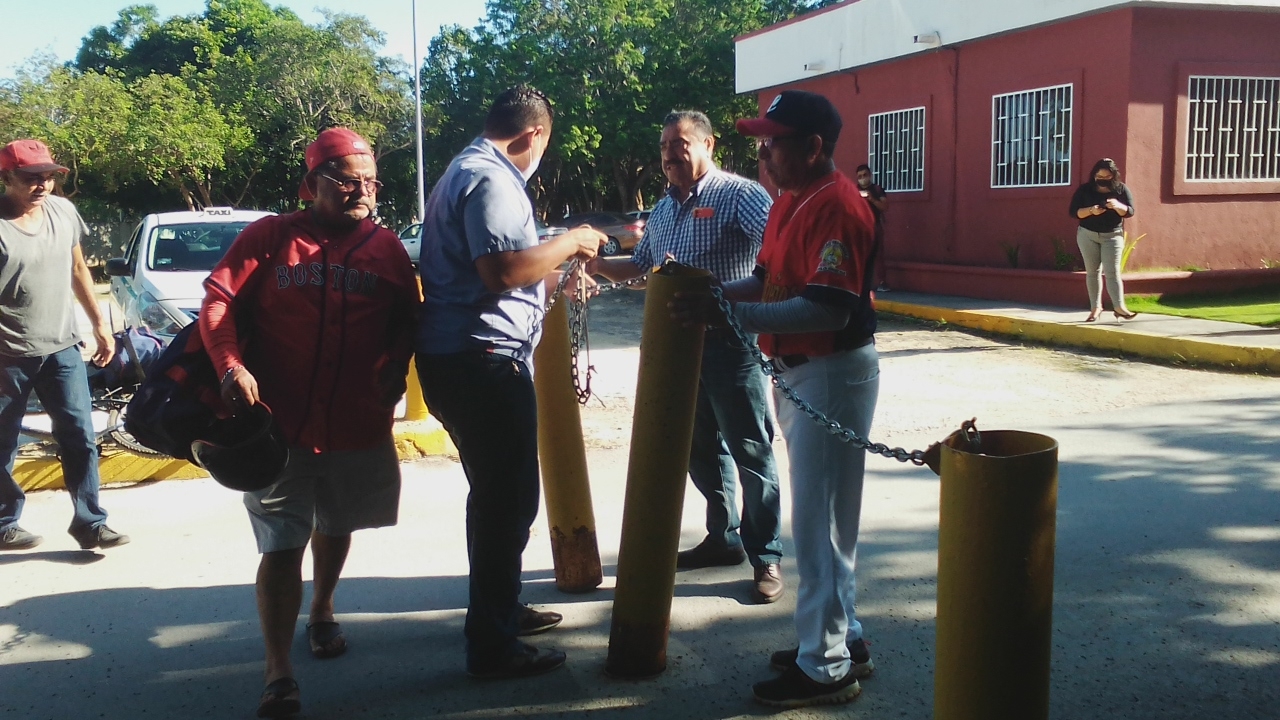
[106,207,274,337]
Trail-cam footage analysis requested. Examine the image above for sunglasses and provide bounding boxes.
[317,173,383,194]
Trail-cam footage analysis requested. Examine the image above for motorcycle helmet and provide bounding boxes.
[191,402,289,492]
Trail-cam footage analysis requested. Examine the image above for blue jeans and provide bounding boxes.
[0,345,108,533]
[418,352,540,663]
[687,329,783,567]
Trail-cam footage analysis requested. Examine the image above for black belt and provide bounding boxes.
[770,354,810,373]
[768,337,874,374]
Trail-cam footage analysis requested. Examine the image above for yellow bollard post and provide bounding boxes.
[933,428,1059,720]
[533,300,603,593]
[606,263,709,678]
[404,357,428,421]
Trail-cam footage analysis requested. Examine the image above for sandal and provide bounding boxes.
[257,677,301,719]
[307,620,347,659]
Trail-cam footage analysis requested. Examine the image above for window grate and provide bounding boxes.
[990,84,1073,188]
[868,106,926,192]
[1186,75,1280,182]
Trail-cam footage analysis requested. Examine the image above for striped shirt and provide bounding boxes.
[630,167,773,282]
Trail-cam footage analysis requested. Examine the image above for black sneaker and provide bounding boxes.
[770,637,874,677]
[752,663,862,708]
[466,642,567,679]
[675,536,747,569]
[70,525,130,550]
[0,525,43,550]
[516,605,562,636]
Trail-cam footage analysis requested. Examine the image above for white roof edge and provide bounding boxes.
[735,0,1280,93]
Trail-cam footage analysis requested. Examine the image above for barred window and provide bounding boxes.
[1186,76,1280,182]
[991,84,1073,188]
[868,106,925,192]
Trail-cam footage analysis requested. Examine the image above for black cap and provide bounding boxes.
[736,90,843,148]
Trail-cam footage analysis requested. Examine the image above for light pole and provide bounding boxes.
[412,0,426,223]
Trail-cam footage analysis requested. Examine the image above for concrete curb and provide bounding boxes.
[878,299,1280,375]
[15,421,455,493]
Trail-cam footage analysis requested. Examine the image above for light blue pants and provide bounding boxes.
[775,343,879,683]
[1076,227,1126,311]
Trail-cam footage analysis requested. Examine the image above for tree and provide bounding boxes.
[419,0,822,218]
[129,72,250,210]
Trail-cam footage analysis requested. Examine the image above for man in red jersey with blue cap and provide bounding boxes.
[673,90,881,709]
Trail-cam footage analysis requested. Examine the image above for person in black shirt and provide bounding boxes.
[855,165,889,291]
[1069,158,1137,321]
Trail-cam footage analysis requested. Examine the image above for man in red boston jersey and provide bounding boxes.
[674,91,881,709]
[200,128,418,718]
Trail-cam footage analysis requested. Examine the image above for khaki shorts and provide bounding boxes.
[244,438,401,553]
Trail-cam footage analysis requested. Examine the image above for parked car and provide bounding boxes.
[106,207,274,337]
[399,221,568,264]
[625,209,652,223]
[399,223,422,263]
[560,212,645,256]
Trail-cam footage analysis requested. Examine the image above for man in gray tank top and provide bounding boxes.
[0,139,129,551]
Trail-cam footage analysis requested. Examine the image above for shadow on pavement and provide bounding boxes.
[1,396,1277,718]
[0,550,106,567]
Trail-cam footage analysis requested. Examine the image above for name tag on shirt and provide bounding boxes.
[693,207,715,219]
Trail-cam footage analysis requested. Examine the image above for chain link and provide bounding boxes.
[541,260,948,461]
[709,285,932,465]
[543,262,650,406]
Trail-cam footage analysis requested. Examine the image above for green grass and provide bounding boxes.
[1126,287,1280,327]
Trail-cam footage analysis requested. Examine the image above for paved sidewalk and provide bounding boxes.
[877,291,1280,374]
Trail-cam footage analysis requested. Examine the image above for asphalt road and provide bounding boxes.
[2,299,1278,719]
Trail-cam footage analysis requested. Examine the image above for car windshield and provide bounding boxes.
[146,222,252,272]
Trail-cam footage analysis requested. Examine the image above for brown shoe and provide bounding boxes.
[753,563,784,603]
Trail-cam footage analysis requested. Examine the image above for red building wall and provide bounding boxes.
[1126,7,1280,270]
[753,6,1280,288]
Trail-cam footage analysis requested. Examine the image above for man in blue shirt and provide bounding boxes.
[416,86,605,679]
[590,111,784,604]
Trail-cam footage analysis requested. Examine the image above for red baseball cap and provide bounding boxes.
[299,127,373,201]
[0,139,70,174]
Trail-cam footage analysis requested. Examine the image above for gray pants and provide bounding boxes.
[775,344,879,683]
[1076,227,1126,311]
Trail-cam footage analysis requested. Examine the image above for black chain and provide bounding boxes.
[709,285,934,465]
[544,262,650,406]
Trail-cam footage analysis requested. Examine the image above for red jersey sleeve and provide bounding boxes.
[800,195,875,303]
[199,216,284,376]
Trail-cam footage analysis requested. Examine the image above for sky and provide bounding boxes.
[0,0,489,79]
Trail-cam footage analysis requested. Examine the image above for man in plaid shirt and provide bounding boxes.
[589,110,784,603]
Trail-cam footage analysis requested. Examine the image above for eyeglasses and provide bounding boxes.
[317,173,383,194]
[755,137,789,151]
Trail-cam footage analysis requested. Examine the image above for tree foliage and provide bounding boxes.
[0,0,826,258]
[421,0,818,217]
[1,0,413,254]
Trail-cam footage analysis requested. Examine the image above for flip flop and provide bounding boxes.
[257,677,301,718]
[307,620,347,659]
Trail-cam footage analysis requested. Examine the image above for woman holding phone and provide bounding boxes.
[1070,158,1138,321]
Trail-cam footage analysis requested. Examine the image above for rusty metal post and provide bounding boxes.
[934,429,1059,720]
[606,263,709,678]
[533,300,603,593]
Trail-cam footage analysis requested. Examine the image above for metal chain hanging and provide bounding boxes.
[708,284,940,466]
[566,270,594,405]
[543,260,650,406]
[541,260,964,461]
